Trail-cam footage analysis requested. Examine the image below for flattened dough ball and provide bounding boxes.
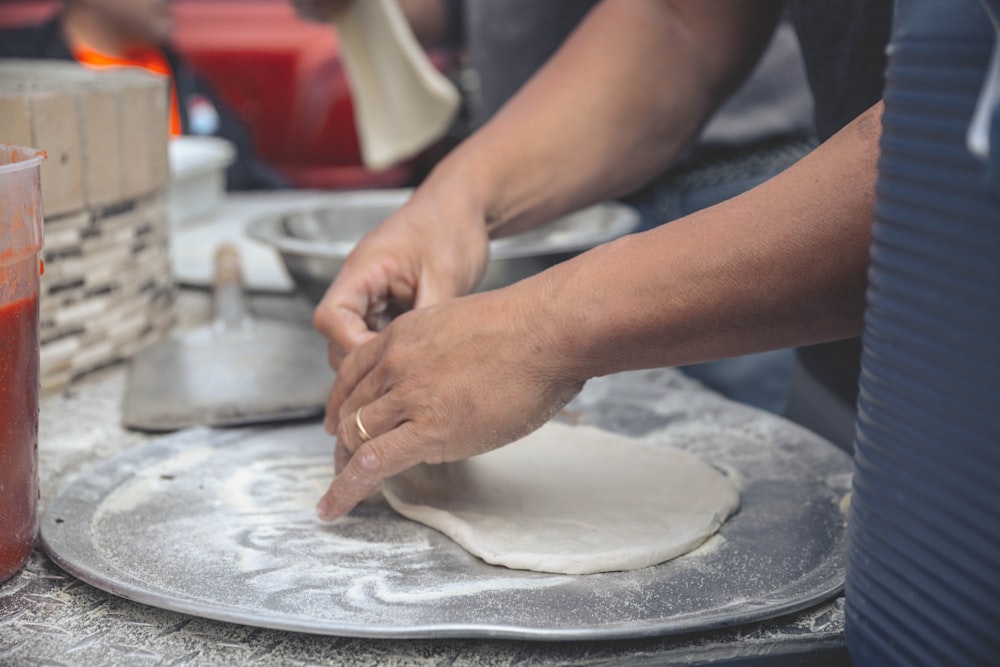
[381,421,740,574]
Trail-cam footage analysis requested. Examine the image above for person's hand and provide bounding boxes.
[312,189,491,369]
[314,280,585,521]
[291,0,352,23]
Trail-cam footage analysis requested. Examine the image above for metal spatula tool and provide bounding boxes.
[123,244,333,432]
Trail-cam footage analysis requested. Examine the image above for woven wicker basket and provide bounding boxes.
[0,61,175,391]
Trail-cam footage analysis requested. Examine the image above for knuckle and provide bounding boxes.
[355,445,384,475]
[339,446,383,491]
[376,349,399,378]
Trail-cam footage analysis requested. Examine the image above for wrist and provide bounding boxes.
[396,158,492,296]
[514,253,621,385]
[419,136,505,233]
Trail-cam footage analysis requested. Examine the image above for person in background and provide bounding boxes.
[0,0,286,191]
[297,0,817,416]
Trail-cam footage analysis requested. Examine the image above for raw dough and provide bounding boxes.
[335,0,461,170]
[381,422,740,575]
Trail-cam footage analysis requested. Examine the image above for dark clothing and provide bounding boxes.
[444,0,597,129]
[444,1,815,145]
[0,16,285,191]
[789,0,894,410]
[791,0,894,142]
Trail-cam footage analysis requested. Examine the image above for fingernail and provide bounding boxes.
[316,500,332,521]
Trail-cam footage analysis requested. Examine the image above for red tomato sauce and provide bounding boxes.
[0,293,39,583]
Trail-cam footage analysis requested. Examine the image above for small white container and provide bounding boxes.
[167,136,235,228]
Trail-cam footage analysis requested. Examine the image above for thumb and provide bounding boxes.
[313,300,375,354]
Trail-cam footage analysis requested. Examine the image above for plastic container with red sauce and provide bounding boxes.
[0,144,45,584]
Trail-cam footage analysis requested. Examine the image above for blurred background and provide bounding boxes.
[0,0,458,190]
[0,0,812,408]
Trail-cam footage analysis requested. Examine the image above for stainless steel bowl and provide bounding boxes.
[247,189,639,304]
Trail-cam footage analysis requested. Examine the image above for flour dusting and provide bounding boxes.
[58,370,851,638]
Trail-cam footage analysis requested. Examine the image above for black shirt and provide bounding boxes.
[791,0,894,406]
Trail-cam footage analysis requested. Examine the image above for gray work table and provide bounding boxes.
[1,290,851,667]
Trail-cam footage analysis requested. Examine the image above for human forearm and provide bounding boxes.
[532,102,884,380]
[313,106,882,521]
[420,0,783,237]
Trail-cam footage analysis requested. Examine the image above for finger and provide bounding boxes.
[334,407,370,460]
[334,436,352,474]
[323,332,387,434]
[316,423,421,521]
[326,341,345,372]
[314,302,375,355]
[327,306,385,372]
[334,393,404,463]
[313,268,381,354]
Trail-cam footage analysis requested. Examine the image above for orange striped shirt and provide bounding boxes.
[70,41,182,136]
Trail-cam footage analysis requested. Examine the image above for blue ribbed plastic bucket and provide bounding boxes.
[847,0,1000,664]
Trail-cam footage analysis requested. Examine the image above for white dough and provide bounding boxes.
[381,422,740,575]
[334,0,461,170]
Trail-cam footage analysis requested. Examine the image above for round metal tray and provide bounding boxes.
[41,385,850,640]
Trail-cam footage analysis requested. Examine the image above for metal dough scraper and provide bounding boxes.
[122,244,333,432]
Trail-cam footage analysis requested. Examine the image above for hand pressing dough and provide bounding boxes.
[381,422,740,575]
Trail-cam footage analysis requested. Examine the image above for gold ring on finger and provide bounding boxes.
[354,407,373,443]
